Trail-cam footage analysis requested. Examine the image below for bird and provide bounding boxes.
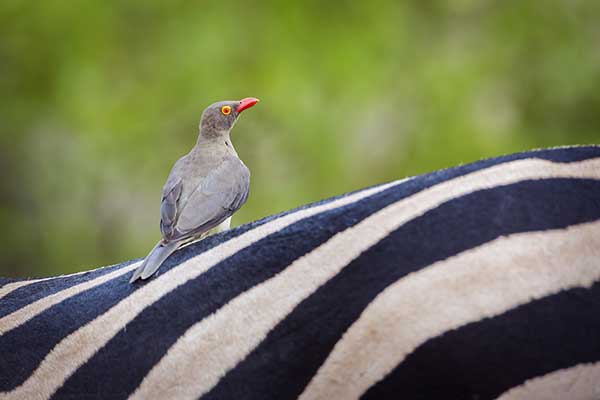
[130,97,259,283]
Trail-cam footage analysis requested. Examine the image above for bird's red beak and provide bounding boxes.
[237,97,260,113]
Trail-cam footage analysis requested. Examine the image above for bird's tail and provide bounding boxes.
[130,240,179,283]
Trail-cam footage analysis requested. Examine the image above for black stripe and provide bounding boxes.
[521,145,599,162]
[203,178,600,400]
[0,278,15,289]
[0,146,596,315]
[363,281,600,400]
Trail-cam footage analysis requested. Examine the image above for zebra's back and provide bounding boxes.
[1,145,600,400]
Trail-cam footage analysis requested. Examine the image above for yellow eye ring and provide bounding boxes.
[221,105,232,115]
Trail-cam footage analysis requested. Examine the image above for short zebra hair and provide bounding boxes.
[1,145,600,399]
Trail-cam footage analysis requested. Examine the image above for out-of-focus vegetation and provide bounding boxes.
[1,1,599,277]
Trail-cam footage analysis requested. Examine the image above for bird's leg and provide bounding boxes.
[177,234,207,250]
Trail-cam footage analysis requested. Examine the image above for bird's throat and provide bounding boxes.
[195,131,239,157]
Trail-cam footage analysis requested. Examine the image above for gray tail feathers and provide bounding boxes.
[130,240,180,283]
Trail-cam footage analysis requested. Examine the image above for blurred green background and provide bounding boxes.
[1,1,599,278]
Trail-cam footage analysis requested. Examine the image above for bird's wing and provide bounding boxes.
[167,156,250,241]
[160,175,183,240]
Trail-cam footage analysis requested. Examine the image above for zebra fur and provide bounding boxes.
[1,145,600,399]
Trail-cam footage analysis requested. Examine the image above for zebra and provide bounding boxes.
[1,145,599,400]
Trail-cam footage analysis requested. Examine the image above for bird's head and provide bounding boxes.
[199,97,259,138]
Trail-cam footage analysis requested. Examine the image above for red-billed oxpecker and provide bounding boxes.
[130,98,259,283]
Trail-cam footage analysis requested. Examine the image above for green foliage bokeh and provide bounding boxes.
[1,1,599,277]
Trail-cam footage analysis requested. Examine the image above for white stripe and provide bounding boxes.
[496,362,600,400]
[299,220,600,399]
[0,179,403,400]
[130,158,600,400]
[0,263,141,335]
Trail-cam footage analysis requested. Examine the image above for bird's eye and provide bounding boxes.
[221,105,232,115]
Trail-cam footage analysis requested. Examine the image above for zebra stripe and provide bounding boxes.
[0,145,598,400]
